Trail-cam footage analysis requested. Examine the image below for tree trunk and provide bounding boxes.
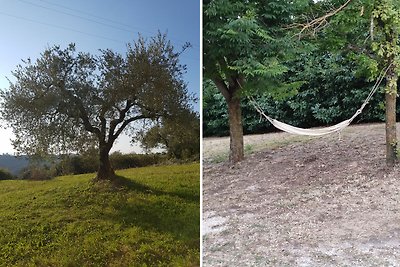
[96,144,115,180]
[212,76,245,164]
[227,97,244,164]
[385,70,398,166]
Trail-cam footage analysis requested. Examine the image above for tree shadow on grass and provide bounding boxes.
[105,175,200,245]
[112,175,199,203]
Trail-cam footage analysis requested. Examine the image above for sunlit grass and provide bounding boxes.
[0,163,200,266]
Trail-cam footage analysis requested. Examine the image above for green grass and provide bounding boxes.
[244,144,254,155]
[209,152,229,163]
[0,163,200,267]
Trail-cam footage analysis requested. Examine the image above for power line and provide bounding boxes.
[16,0,138,35]
[15,0,200,49]
[2,11,199,63]
[0,11,124,44]
[0,11,199,62]
[36,0,150,34]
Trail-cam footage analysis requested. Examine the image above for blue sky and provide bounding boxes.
[0,0,200,154]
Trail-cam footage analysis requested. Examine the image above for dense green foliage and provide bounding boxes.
[203,0,307,87]
[55,152,191,176]
[0,163,200,266]
[0,168,14,180]
[20,164,55,181]
[203,80,230,136]
[204,52,400,137]
[109,152,168,170]
[3,152,194,180]
[140,109,200,160]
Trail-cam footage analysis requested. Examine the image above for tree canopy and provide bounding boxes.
[141,108,200,160]
[1,33,194,180]
[203,0,308,163]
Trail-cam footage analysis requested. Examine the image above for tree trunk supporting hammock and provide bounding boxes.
[250,64,390,136]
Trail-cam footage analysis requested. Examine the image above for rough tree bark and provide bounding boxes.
[227,96,244,164]
[96,142,115,180]
[213,76,244,164]
[385,67,398,166]
[378,0,400,166]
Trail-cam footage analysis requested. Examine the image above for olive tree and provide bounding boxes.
[140,108,200,160]
[0,33,192,181]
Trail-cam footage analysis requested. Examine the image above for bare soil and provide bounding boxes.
[203,123,400,266]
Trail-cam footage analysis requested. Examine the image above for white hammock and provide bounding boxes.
[251,104,360,136]
[264,115,354,136]
[250,64,390,136]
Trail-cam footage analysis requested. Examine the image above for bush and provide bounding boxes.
[110,152,167,170]
[20,165,55,180]
[54,152,168,175]
[203,80,229,136]
[0,168,15,180]
[56,154,98,175]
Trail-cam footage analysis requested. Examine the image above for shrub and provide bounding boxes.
[54,152,168,175]
[0,168,15,180]
[110,152,167,170]
[20,165,55,180]
[55,153,98,175]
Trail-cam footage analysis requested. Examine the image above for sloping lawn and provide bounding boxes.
[0,163,200,266]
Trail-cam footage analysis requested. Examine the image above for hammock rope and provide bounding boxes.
[249,64,391,136]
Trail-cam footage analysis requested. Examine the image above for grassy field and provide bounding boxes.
[0,163,200,267]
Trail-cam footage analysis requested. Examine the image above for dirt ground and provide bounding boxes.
[203,123,400,266]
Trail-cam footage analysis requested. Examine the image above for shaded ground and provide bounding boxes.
[203,123,400,266]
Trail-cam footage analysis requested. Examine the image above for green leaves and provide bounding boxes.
[204,0,308,97]
[371,0,400,59]
[229,57,287,78]
[0,33,192,157]
[372,0,400,25]
[352,53,379,81]
[140,109,200,160]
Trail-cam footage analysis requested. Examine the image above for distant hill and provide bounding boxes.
[0,154,29,175]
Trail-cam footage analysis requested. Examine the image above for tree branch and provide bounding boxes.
[108,100,133,138]
[289,0,353,39]
[212,76,230,101]
[99,110,107,142]
[77,101,100,137]
[111,114,153,143]
[56,81,101,138]
[345,44,376,59]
